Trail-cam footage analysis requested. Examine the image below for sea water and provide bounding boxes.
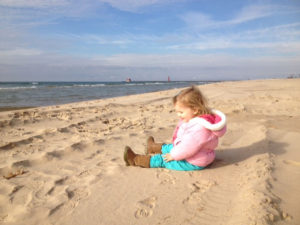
[0,81,218,108]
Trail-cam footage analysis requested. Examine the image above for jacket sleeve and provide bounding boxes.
[170,124,211,161]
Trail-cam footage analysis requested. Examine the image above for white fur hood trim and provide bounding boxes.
[192,109,226,131]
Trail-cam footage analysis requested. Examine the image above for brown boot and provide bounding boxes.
[146,136,163,154]
[124,146,136,166]
[124,146,151,168]
[134,155,151,168]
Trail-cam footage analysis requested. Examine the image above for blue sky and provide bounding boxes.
[0,0,300,81]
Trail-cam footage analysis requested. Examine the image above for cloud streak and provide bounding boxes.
[181,4,298,30]
[97,0,180,12]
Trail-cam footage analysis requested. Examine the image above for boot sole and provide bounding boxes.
[124,146,130,166]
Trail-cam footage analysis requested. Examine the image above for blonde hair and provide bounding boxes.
[173,86,211,115]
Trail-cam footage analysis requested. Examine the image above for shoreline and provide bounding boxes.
[1,78,295,111]
[0,80,210,109]
[0,107,35,112]
[0,78,299,225]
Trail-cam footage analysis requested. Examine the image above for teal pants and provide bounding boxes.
[150,144,205,171]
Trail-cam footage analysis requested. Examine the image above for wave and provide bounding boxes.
[0,81,209,91]
[55,82,172,88]
[0,86,37,90]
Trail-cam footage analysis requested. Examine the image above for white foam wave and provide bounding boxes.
[0,86,37,90]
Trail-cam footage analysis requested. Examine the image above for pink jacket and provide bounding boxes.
[170,109,227,167]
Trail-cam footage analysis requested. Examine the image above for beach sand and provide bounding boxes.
[0,79,299,225]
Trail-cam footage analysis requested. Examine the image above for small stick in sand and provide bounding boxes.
[3,169,27,180]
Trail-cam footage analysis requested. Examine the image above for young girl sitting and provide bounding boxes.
[124,86,227,171]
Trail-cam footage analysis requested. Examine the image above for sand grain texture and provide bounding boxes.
[0,79,299,225]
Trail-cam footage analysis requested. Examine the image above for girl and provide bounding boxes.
[124,86,226,171]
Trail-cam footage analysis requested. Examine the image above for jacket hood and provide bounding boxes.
[193,109,227,137]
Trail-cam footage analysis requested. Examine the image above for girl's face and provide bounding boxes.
[174,102,197,122]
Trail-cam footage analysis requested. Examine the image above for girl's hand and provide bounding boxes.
[163,153,174,162]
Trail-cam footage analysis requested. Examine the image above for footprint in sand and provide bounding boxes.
[84,150,103,160]
[183,180,217,204]
[156,169,176,185]
[48,186,90,218]
[0,136,34,150]
[135,196,157,219]
[9,185,32,206]
[129,133,138,137]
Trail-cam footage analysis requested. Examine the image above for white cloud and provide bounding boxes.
[78,34,133,46]
[1,52,299,81]
[231,4,275,24]
[168,40,300,55]
[166,21,300,55]
[0,0,173,18]
[0,48,42,56]
[90,53,300,71]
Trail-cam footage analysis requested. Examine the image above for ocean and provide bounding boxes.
[0,81,218,109]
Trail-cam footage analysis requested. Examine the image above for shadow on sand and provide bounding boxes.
[211,139,288,168]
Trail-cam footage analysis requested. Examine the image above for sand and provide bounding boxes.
[0,79,299,225]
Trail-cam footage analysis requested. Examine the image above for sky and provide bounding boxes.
[0,0,300,81]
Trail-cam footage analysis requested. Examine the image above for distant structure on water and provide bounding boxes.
[168,76,171,82]
[125,78,132,82]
